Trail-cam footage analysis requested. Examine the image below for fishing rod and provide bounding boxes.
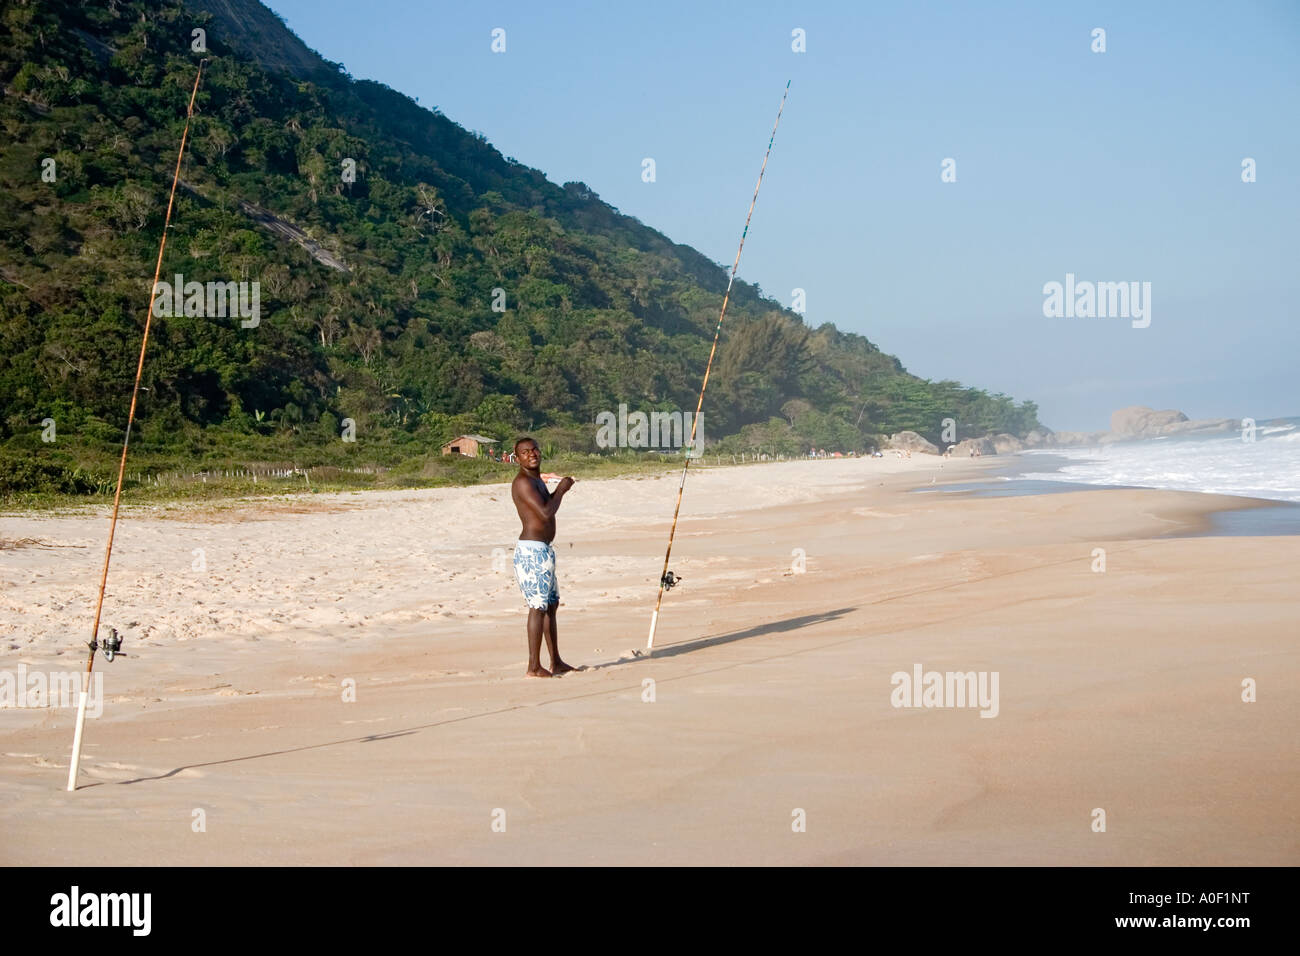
[66,60,207,792]
[645,80,791,653]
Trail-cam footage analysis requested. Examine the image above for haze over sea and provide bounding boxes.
[1013,417,1300,503]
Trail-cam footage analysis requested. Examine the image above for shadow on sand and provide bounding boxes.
[594,605,857,667]
[97,605,855,789]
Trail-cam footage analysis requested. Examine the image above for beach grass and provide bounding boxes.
[0,445,796,513]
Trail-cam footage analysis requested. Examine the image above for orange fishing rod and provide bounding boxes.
[646,80,790,652]
[67,60,207,791]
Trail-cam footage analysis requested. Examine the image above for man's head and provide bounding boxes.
[514,436,540,468]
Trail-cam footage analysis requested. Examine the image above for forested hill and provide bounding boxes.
[0,0,1040,490]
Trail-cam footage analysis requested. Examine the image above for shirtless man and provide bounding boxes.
[510,437,578,677]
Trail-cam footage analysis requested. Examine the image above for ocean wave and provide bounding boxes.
[1016,434,1300,502]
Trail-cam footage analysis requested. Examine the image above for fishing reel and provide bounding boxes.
[661,570,682,591]
[88,627,126,662]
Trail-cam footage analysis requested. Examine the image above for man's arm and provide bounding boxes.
[513,475,575,522]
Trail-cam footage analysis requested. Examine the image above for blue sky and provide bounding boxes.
[265,0,1299,431]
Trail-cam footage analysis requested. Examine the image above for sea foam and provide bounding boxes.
[1015,419,1300,502]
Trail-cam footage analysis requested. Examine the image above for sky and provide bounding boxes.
[264,0,1299,431]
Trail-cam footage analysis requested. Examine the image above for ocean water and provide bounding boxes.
[1012,417,1300,503]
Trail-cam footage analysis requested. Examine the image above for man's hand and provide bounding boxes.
[540,474,575,493]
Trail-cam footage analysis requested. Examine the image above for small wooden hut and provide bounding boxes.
[440,434,497,458]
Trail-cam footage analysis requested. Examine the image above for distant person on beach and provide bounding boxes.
[510,437,579,678]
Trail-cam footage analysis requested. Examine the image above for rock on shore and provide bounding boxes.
[879,406,1237,456]
[884,431,940,455]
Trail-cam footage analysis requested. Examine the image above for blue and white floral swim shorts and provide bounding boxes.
[513,539,559,609]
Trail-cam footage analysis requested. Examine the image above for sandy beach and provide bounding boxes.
[1,455,1296,865]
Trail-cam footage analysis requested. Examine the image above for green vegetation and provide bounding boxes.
[0,0,1040,506]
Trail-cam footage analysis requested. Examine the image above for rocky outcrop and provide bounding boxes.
[950,437,996,456]
[1051,407,1240,446]
[884,431,939,454]
[991,433,1024,454]
[1160,417,1237,437]
[237,200,350,272]
[1110,406,1188,438]
[1110,406,1237,439]
[906,407,1242,454]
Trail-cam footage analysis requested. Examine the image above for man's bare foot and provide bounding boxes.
[526,666,553,678]
[551,661,585,675]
